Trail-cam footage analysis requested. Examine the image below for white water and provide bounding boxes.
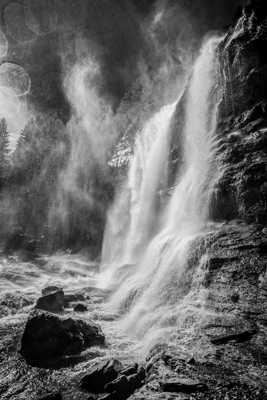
[101,37,222,347]
[101,100,178,270]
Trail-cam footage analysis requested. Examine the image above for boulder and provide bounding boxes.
[74,303,88,312]
[161,378,207,394]
[20,311,105,368]
[81,359,123,393]
[36,288,64,313]
[103,367,146,399]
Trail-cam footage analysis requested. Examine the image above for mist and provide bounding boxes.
[0,0,244,257]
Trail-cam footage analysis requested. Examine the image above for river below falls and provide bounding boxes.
[0,252,142,400]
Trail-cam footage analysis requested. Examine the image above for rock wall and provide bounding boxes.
[135,2,267,398]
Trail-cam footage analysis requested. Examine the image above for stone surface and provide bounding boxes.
[36,288,64,313]
[120,363,139,376]
[81,359,123,393]
[20,311,105,367]
[74,303,88,312]
[64,292,85,307]
[160,378,208,393]
[210,329,257,345]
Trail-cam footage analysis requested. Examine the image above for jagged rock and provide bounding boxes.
[20,311,105,367]
[127,367,146,391]
[102,367,146,399]
[210,329,257,345]
[104,375,129,393]
[39,393,62,400]
[74,303,88,312]
[36,288,64,313]
[120,363,138,376]
[81,359,123,393]
[161,379,208,394]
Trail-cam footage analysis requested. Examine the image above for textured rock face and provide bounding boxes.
[214,0,267,225]
[36,288,64,313]
[20,311,105,368]
[130,3,267,398]
[161,0,267,393]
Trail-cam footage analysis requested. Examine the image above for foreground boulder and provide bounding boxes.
[81,359,123,393]
[36,287,64,313]
[103,367,146,399]
[81,360,146,399]
[20,311,105,367]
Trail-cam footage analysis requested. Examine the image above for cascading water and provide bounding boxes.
[101,100,178,270]
[101,36,222,347]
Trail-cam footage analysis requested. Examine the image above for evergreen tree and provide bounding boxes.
[0,118,10,182]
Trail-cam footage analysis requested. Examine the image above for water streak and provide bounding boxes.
[101,36,222,346]
[101,101,178,269]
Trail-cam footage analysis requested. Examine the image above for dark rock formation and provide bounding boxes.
[212,0,267,225]
[36,287,64,313]
[20,311,105,368]
[64,292,85,307]
[104,367,146,398]
[81,359,123,393]
[210,329,257,345]
[120,363,138,376]
[104,374,129,393]
[74,303,88,312]
[81,360,146,399]
[161,378,208,393]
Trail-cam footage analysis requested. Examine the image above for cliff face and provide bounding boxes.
[214,0,267,225]
[131,3,267,398]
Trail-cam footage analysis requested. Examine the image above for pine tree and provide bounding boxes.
[0,118,10,182]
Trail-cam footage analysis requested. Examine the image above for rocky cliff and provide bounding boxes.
[1,2,267,400]
[133,2,267,399]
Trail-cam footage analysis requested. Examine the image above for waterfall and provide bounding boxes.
[101,100,178,270]
[101,36,222,346]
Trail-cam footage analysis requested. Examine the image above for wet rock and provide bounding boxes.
[210,329,257,345]
[74,303,88,312]
[127,367,146,391]
[64,292,85,307]
[20,311,105,368]
[120,363,138,376]
[98,393,119,400]
[36,288,64,313]
[39,393,62,400]
[81,359,123,393]
[161,378,208,394]
[104,375,129,393]
[103,367,146,399]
